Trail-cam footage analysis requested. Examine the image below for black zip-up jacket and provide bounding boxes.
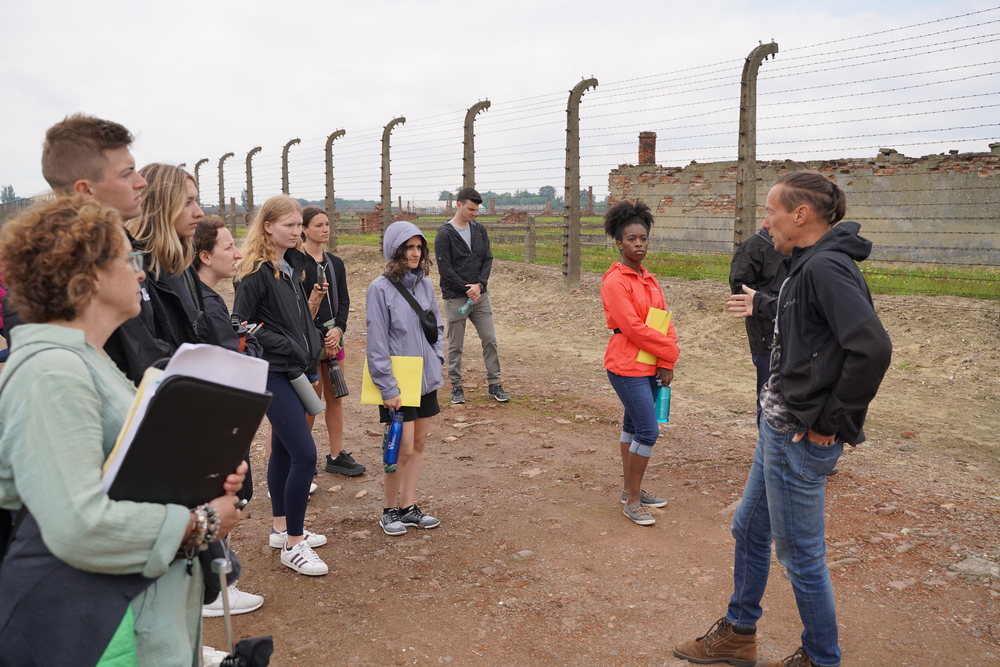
[233,248,323,375]
[199,281,263,358]
[435,220,493,300]
[141,255,208,351]
[729,229,788,356]
[775,221,892,445]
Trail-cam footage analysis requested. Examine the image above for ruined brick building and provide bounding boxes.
[608,133,1000,266]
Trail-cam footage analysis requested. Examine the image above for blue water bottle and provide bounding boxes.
[458,297,475,315]
[383,410,403,473]
[655,382,671,423]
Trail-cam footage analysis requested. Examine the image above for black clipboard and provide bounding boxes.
[106,375,272,508]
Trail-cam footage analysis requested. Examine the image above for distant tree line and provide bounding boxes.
[438,185,604,210]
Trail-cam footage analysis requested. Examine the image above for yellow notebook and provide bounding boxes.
[636,307,673,365]
[361,356,423,406]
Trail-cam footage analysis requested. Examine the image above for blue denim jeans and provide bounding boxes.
[727,419,843,667]
[606,371,658,457]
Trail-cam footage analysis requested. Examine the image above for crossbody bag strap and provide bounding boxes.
[384,273,426,317]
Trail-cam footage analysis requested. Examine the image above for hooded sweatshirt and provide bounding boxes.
[365,221,445,399]
[761,221,893,445]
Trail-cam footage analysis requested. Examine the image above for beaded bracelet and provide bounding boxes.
[201,503,221,545]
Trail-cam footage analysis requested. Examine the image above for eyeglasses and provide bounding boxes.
[124,250,143,272]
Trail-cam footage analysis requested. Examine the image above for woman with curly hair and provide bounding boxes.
[0,196,245,665]
[365,221,444,536]
[234,195,332,576]
[601,200,679,526]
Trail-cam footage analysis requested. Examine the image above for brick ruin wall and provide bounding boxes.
[607,149,1000,266]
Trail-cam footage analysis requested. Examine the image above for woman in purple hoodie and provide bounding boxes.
[366,221,444,536]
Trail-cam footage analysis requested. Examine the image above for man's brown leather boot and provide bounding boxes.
[757,647,817,667]
[673,617,757,666]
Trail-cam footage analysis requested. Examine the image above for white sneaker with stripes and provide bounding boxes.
[280,540,328,576]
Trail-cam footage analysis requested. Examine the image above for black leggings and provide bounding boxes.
[266,372,316,537]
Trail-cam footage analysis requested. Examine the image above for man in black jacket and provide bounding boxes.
[728,227,787,419]
[2,114,174,383]
[674,171,892,667]
[435,187,510,403]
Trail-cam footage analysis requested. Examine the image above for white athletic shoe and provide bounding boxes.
[269,528,327,549]
[281,540,329,576]
[202,584,264,617]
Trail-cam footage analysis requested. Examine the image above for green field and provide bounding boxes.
[324,221,999,300]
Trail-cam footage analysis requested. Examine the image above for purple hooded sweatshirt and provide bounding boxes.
[365,221,445,400]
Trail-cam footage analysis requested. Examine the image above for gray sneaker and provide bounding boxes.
[379,508,407,536]
[488,384,510,402]
[621,489,667,508]
[399,503,440,529]
[623,502,656,526]
[450,386,465,404]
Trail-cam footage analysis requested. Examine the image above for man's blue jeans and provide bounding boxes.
[606,372,658,457]
[727,419,843,667]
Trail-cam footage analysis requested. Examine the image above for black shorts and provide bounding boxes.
[379,390,440,423]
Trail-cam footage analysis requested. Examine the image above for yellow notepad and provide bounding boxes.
[361,356,423,406]
[636,307,673,365]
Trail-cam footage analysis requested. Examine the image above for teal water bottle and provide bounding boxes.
[382,410,403,472]
[458,297,475,315]
[655,382,671,423]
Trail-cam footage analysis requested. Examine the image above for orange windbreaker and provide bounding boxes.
[601,262,679,377]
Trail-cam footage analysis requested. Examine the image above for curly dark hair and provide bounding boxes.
[604,199,654,241]
[385,236,432,282]
[0,196,124,322]
[773,170,847,225]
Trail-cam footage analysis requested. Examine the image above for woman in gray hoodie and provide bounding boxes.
[366,221,445,536]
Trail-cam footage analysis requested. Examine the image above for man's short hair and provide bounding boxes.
[455,187,483,206]
[41,114,134,193]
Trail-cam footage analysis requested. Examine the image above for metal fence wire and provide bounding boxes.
[3,8,998,300]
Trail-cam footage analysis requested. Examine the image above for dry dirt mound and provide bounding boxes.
[206,247,1000,666]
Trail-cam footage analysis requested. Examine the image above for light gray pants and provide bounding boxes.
[445,293,500,387]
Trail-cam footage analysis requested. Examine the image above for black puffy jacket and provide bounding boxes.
[233,248,323,375]
[774,221,892,445]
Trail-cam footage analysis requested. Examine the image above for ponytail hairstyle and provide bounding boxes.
[193,218,226,268]
[773,170,846,225]
[234,195,302,281]
[604,199,654,241]
[126,163,194,278]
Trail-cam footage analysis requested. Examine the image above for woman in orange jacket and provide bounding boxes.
[601,200,679,526]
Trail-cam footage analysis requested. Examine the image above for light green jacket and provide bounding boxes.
[0,324,203,667]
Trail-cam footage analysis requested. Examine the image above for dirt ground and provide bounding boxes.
[204,245,1000,666]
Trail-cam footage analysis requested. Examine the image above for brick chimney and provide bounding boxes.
[638,132,657,165]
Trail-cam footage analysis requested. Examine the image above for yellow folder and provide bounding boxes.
[636,307,673,365]
[361,356,424,406]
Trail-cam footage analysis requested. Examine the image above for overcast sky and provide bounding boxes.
[2,0,997,203]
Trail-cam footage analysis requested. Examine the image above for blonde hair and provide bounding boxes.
[234,195,303,281]
[125,163,194,278]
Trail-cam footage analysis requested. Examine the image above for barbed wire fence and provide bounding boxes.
[2,7,997,302]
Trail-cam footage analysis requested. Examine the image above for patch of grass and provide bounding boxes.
[897,359,915,371]
[860,264,999,300]
[333,227,999,300]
